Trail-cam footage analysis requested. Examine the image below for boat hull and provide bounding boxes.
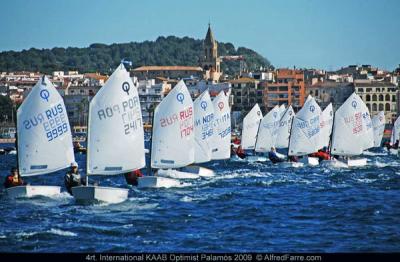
[299,156,319,166]
[71,186,128,204]
[179,166,215,177]
[5,185,61,198]
[157,169,200,179]
[137,176,182,188]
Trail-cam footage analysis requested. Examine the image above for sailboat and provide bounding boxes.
[71,64,144,203]
[288,96,321,166]
[389,115,400,155]
[138,80,197,186]
[211,90,231,160]
[179,90,215,177]
[238,103,265,162]
[275,105,295,151]
[318,103,333,149]
[6,76,75,198]
[372,111,385,148]
[255,105,281,154]
[328,92,374,167]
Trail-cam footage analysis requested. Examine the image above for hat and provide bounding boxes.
[70,162,78,167]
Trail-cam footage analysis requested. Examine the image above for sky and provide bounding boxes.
[1,0,399,71]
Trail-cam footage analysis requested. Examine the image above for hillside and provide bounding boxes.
[0,36,271,75]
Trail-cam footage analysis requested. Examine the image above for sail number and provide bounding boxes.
[46,123,68,142]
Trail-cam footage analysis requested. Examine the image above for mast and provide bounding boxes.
[148,105,156,176]
[287,107,295,158]
[85,99,91,186]
[14,103,19,173]
[328,109,336,160]
[253,116,262,155]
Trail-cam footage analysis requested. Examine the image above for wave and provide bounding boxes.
[15,228,77,238]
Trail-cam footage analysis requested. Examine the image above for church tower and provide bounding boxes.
[201,24,221,82]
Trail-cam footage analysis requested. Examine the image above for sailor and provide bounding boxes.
[310,147,331,161]
[64,162,85,195]
[124,169,143,186]
[236,145,247,159]
[3,167,25,188]
[268,147,285,164]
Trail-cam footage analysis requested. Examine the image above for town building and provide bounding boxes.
[230,78,263,113]
[131,66,203,80]
[354,80,398,124]
[137,79,171,125]
[262,69,306,112]
[306,81,354,110]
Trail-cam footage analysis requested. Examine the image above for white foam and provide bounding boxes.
[48,228,77,237]
[16,228,77,238]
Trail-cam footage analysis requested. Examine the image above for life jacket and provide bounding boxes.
[133,170,143,177]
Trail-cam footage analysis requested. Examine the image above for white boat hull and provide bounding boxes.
[179,166,215,177]
[299,156,319,166]
[5,185,61,198]
[347,158,367,167]
[137,176,182,188]
[230,155,267,163]
[71,186,128,204]
[157,169,200,179]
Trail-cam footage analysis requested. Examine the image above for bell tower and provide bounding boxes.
[201,24,221,82]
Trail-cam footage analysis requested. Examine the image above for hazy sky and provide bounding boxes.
[1,0,399,70]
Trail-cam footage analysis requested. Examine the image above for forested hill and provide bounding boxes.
[0,36,271,75]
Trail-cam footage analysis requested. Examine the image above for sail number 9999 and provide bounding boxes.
[46,123,68,141]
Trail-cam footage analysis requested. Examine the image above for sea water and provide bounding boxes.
[0,146,399,252]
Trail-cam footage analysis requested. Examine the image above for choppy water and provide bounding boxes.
[0,145,400,252]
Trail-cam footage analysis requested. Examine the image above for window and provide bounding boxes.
[386,94,390,101]
[315,90,319,96]
[379,94,383,101]
[367,103,371,111]
[372,103,377,111]
[366,94,371,101]
[385,103,390,111]
[372,94,377,101]
[279,86,288,91]
[393,95,396,102]
[358,88,363,92]
[379,104,384,111]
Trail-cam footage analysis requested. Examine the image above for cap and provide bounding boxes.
[70,162,78,167]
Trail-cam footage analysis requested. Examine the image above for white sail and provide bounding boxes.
[331,93,374,156]
[279,104,286,118]
[87,64,145,175]
[372,111,385,147]
[17,76,74,176]
[288,97,322,156]
[361,105,374,151]
[211,91,231,160]
[390,116,400,145]
[319,103,333,149]
[151,80,194,168]
[241,104,262,150]
[193,90,214,163]
[275,105,295,149]
[255,105,281,152]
